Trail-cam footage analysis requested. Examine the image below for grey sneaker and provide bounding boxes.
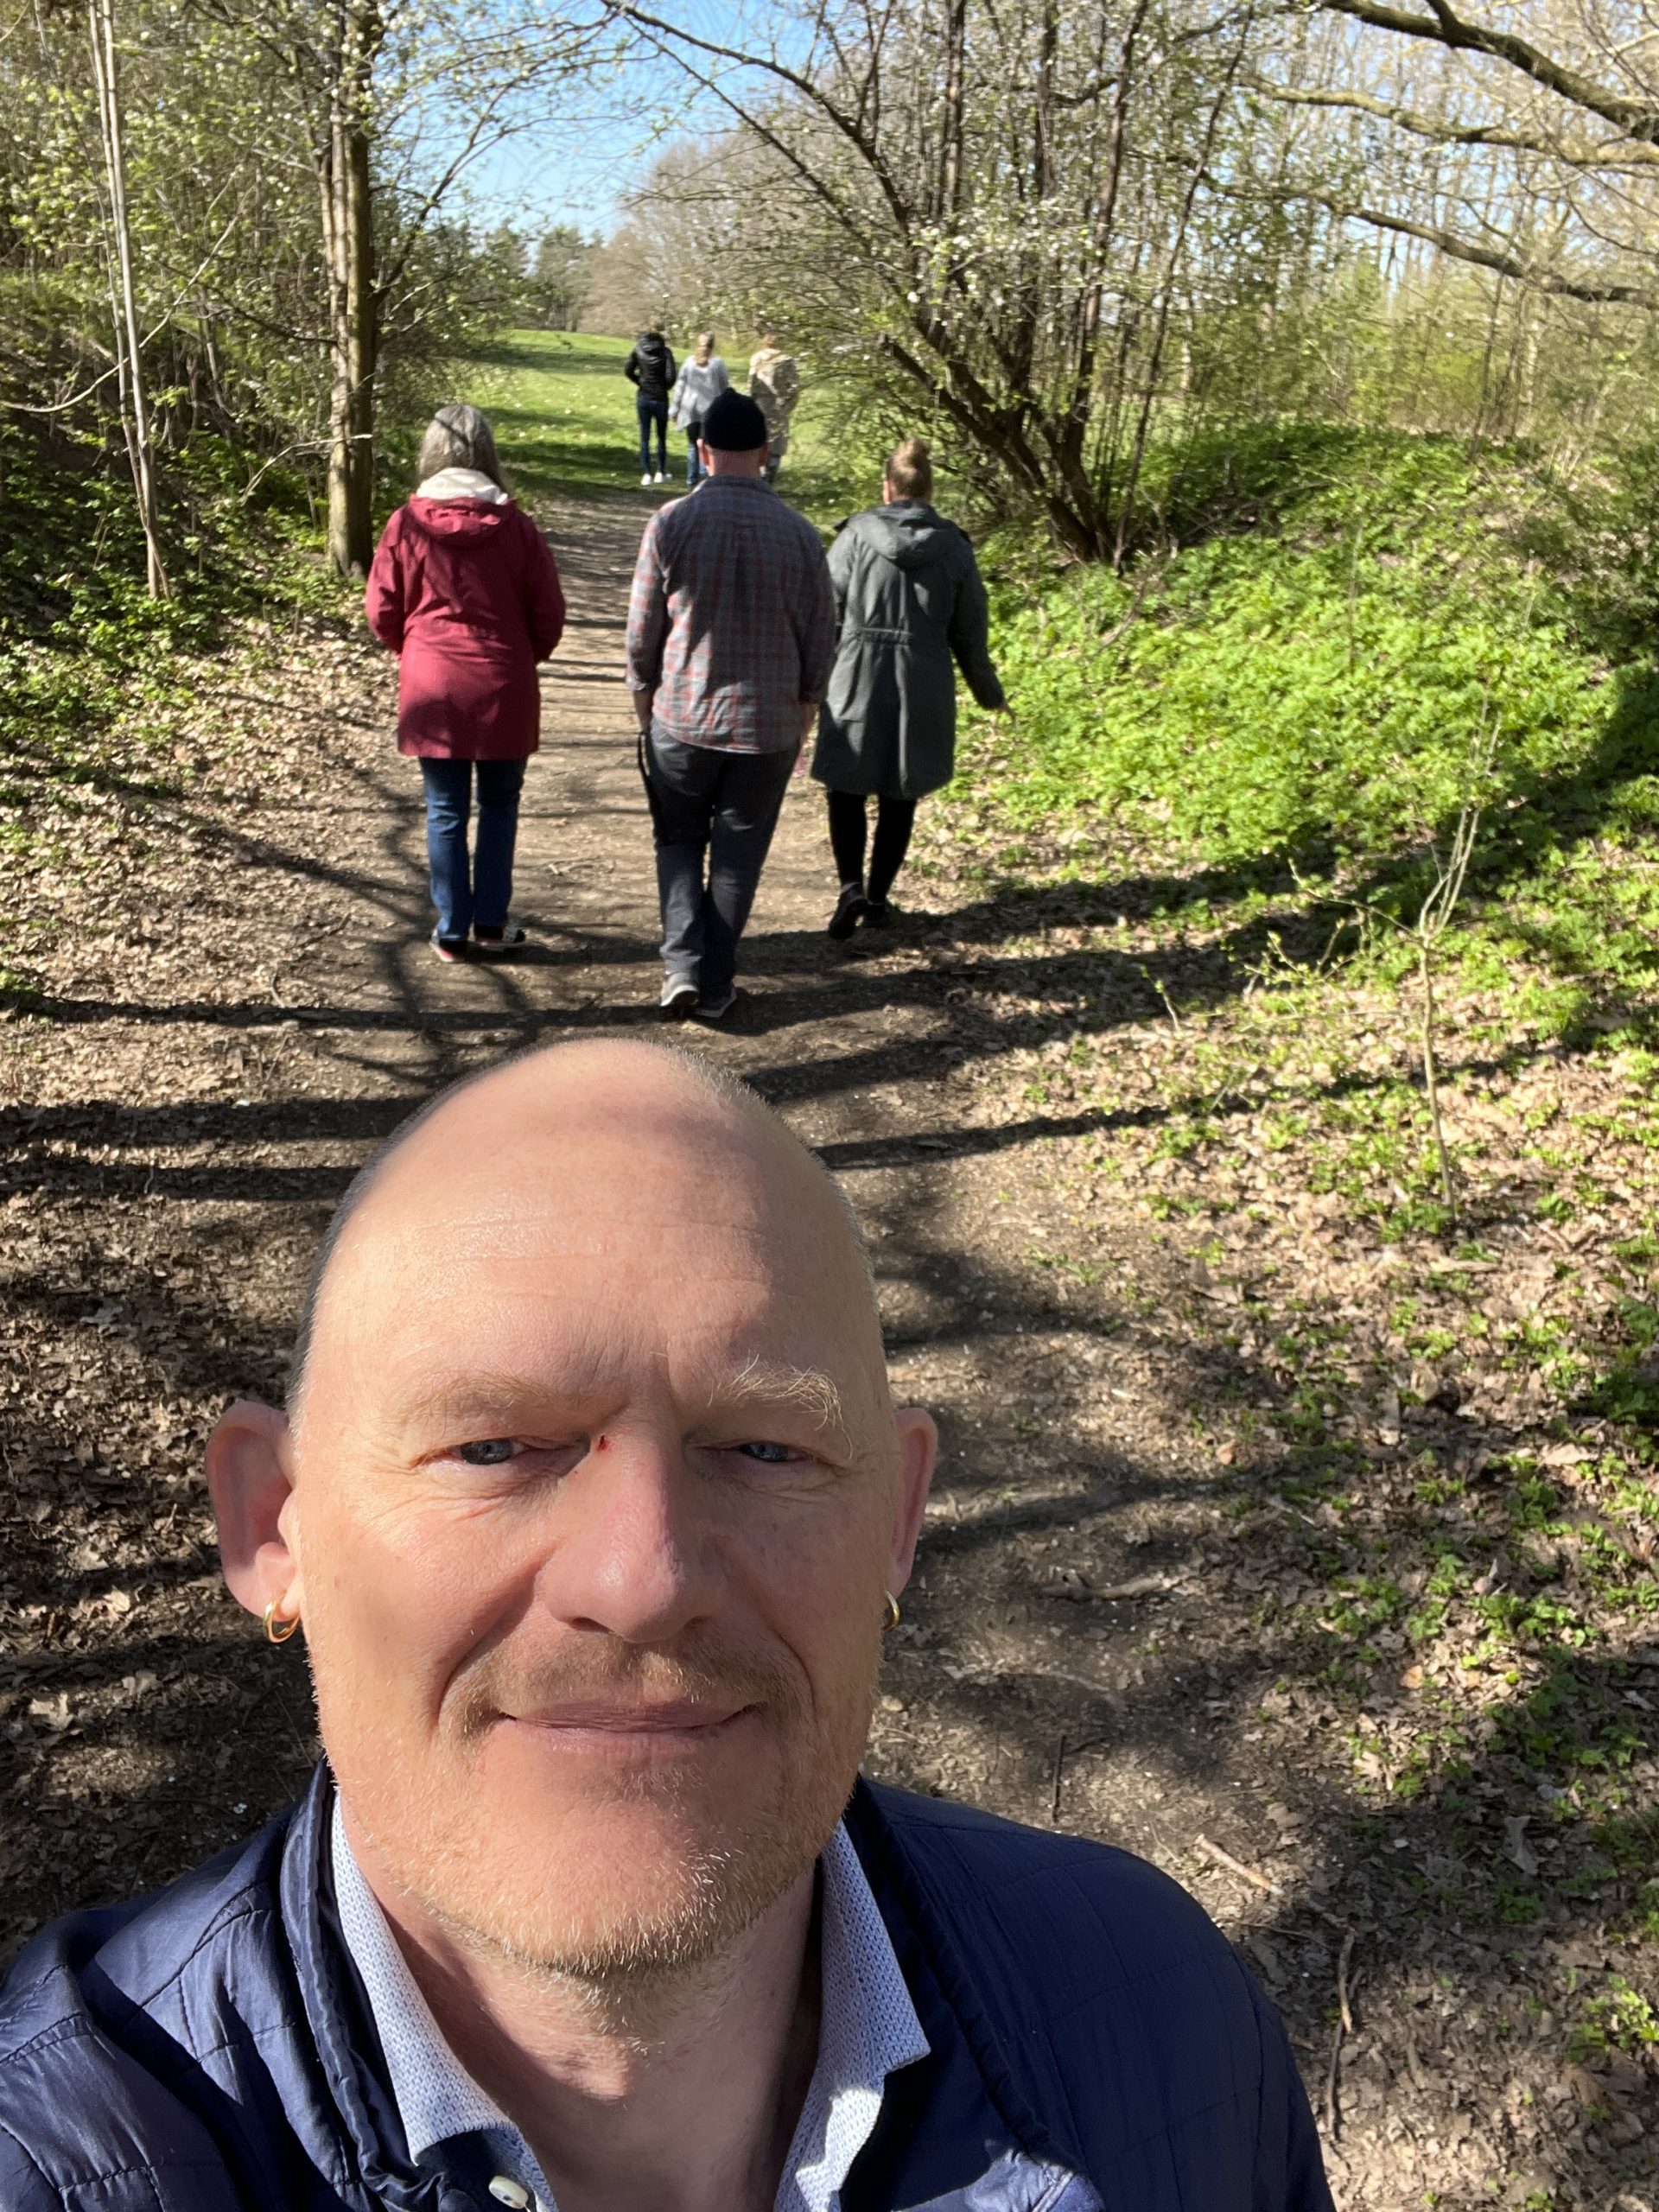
[659,978,700,1021]
[693,987,747,1026]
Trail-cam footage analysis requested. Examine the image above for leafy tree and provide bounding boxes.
[529,223,593,328]
[2,0,620,576]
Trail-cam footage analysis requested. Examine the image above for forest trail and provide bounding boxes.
[1,486,1650,2212]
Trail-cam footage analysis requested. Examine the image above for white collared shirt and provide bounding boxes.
[331,1798,930,2212]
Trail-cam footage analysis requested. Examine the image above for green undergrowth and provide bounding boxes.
[923,421,1659,2035]
[949,421,1659,1039]
[0,416,340,988]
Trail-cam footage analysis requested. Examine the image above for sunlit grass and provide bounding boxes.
[461,330,645,503]
[454,326,883,531]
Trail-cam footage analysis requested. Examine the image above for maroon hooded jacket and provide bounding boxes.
[365,496,566,760]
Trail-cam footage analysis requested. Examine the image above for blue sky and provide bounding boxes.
[453,3,753,238]
[468,127,651,235]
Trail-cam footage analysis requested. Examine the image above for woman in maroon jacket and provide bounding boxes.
[365,404,566,960]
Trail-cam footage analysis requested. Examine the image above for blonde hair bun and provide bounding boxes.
[887,437,933,501]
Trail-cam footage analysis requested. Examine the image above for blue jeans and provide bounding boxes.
[642,733,794,1000]
[684,426,705,485]
[636,396,668,474]
[419,758,526,943]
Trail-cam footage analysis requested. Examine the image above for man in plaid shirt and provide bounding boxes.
[626,388,835,1024]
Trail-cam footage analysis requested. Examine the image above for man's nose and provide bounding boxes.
[538,1427,719,1643]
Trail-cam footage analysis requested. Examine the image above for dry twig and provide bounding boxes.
[1193,1833,1280,1894]
[1323,1927,1357,2137]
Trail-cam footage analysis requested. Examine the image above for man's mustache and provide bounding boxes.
[449,1635,808,1732]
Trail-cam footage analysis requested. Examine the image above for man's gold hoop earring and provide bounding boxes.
[263,1601,301,1646]
[883,1591,901,1632]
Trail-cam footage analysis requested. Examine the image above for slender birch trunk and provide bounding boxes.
[88,0,168,598]
[321,0,380,579]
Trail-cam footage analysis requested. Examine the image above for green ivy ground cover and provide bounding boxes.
[963,427,1659,876]
[0,418,338,993]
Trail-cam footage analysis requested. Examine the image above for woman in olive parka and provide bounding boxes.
[811,437,1006,936]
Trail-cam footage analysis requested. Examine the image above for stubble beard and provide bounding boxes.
[326,1627,880,2002]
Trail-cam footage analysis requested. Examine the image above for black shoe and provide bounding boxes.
[473,921,527,957]
[864,897,895,928]
[693,986,748,1027]
[828,883,868,940]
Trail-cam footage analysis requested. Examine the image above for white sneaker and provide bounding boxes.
[640,472,652,486]
[653,472,667,484]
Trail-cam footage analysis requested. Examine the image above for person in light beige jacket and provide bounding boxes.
[748,330,800,483]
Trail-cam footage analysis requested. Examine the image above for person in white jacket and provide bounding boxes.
[670,332,730,486]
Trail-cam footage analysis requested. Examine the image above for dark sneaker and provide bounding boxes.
[474,922,527,957]
[864,898,896,929]
[693,987,747,1027]
[660,978,700,1021]
[827,882,868,940]
[431,931,469,963]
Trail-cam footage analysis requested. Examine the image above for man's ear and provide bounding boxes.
[205,1398,301,1624]
[887,1407,938,1599]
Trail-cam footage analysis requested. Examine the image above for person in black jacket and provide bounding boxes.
[0,1040,1333,2212]
[624,325,677,485]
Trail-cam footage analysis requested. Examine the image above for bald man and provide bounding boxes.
[0,1042,1332,2212]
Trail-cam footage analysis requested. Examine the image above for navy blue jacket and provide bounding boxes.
[0,1769,1332,2210]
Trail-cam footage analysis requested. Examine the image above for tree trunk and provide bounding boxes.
[938,0,966,221]
[88,0,168,598]
[321,0,380,579]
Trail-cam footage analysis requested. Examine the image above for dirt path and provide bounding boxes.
[2,493,1652,2212]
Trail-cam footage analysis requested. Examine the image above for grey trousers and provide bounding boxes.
[643,732,795,999]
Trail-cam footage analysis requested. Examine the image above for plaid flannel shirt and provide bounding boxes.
[626,478,836,753]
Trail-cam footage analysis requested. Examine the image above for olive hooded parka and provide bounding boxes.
[812,499,1005,801]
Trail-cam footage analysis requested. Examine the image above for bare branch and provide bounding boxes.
[1314,0,1659,143]
[1217,173,1659,304]
[1249,76,1659,169]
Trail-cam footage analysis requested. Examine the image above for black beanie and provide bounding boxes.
[700,390,769,451]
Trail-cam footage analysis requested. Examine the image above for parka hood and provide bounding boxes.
[860,500,953,570]
[415,465,508,505]
[405,496,514,543]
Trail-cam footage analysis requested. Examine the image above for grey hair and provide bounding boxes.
[285,1041,874,1418]
[417,403,504,487]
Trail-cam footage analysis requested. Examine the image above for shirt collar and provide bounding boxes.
[693,473,775,492]
[779,1822,931,2212]
[332,1797,506,2158]
[331,1798,930,2210]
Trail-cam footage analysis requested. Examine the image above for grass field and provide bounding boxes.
[460,331,644,500]
[455,327,879,522]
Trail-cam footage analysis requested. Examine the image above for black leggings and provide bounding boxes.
[826,791,917,905]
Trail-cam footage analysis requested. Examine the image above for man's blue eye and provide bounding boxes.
[456,1439,517,1465]
[738,1442,796,1464]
